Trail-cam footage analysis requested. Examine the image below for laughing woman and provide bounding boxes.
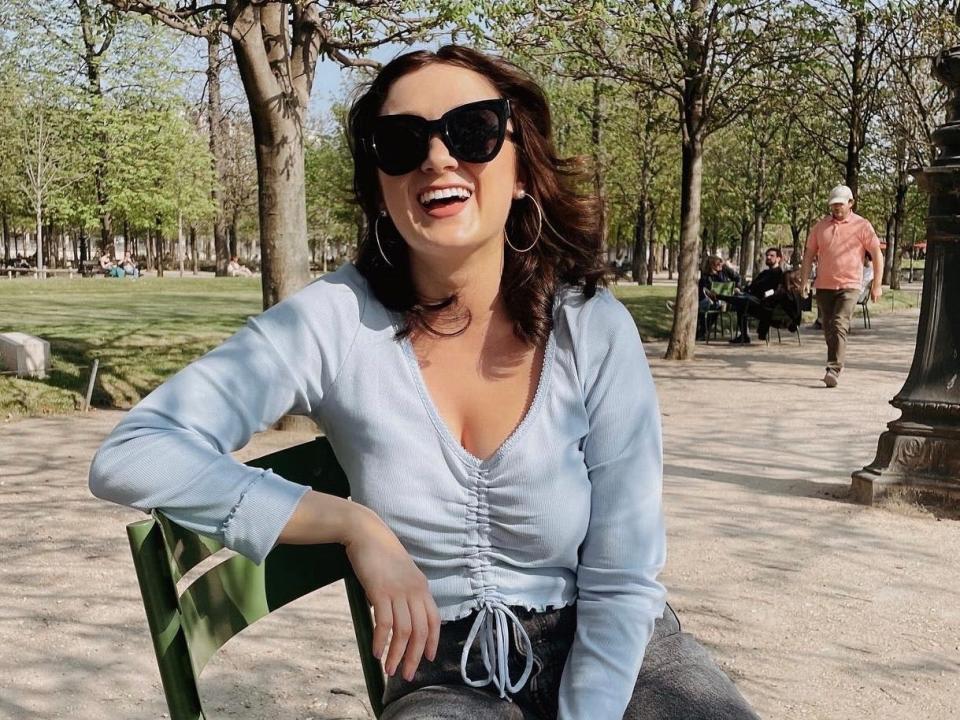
[90,46,758,720]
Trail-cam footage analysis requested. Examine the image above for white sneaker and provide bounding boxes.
[665,300,675,311]
[823,371,838,388]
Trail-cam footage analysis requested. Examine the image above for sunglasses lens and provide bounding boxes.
[447,105,503,162]
[369,101,507,174]
[372,116,426,175]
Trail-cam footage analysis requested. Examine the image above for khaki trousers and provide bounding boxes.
[815,288,861,373]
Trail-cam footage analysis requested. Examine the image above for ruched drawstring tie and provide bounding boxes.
[459,601,534,699]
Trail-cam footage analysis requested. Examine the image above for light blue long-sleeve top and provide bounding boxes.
[89,262,666,719]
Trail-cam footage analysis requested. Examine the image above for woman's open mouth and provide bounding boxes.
[418,187,472,218]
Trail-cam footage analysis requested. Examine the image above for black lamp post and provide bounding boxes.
[852,33,960,503]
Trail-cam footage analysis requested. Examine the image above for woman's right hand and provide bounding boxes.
[343,506,441,681]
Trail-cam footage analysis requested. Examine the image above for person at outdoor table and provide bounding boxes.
[799,184,883,388]
[726,247,785,344]
[89,45,758,720]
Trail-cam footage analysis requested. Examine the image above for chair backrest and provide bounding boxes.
[126,437,385,720]
[711,280,734,297]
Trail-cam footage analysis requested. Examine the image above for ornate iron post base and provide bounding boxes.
[852,45,960,505]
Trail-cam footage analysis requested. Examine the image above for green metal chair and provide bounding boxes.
[765,305,802,346]
[703,280,736,343]
[126,437,385,719]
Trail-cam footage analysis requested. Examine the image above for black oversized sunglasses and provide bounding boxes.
[366,99,512,176]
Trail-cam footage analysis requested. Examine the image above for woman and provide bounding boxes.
[697,255,740,339]
[90,46,756,719]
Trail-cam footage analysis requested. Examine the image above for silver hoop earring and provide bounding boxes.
[505,190,544,253]
[374,210,394,267]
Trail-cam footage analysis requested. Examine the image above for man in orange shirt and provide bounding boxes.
[799,184,883,387]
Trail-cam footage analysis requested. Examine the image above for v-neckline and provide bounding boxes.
[399,328,557,468]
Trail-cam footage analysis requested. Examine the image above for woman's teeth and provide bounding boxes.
[418,187,472,206]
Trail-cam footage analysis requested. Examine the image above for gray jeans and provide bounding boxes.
[381,603,760,720]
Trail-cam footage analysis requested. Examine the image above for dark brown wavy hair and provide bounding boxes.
[347,45,606,345]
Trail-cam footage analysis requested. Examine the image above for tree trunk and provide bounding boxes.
[889,176,908,290]
[753,213,766,275]
[2,206,10,264]
[738,218,753,279]
[665,132,705,360]
[229,220,238,258]
[35,205,44,275]
[790,224,803,267]
[77,0,114,254]
[646,201,657,285]
[207,32,230,276]
[591,78,607,252]
[751,144,768,275]
[845,12,866,199]
[190,225,199,274]
[231,6,311,309]
[246,117,310,307]
[155,226,165,278]
[633,198,648,285]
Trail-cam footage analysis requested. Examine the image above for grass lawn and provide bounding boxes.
[0,276,262,418]
[610,283,676,341]
[0,275,923,418]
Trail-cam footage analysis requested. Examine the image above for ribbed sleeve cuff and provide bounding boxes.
[221,469,311,564]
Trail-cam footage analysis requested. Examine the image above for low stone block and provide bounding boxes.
[0,332,51,379]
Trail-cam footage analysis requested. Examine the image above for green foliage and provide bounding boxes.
[304,112,361,259]
[106,106,216,235]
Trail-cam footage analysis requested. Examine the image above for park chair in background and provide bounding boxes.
[765,305,802,346]
[703,280,736,343]
[126,437,385,720]
[856,286,872,329]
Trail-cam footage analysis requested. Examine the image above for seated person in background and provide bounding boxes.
[754,269,803,341]
[727,247,785,344]
[227,256,253,277]
[121,252,139,278]
[723,256,742,286]
[859,251,873,299]
[697,254,741,340]
[100,252,125,278]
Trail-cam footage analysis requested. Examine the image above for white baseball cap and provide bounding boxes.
[827,184,854,205]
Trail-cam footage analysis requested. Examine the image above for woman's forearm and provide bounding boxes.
[278,490,371,546]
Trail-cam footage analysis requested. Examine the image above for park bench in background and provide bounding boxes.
[80,260,103,277]
[856,286,872,329]
[126,437,385,719]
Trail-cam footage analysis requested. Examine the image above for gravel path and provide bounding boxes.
[2,308,957,719]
